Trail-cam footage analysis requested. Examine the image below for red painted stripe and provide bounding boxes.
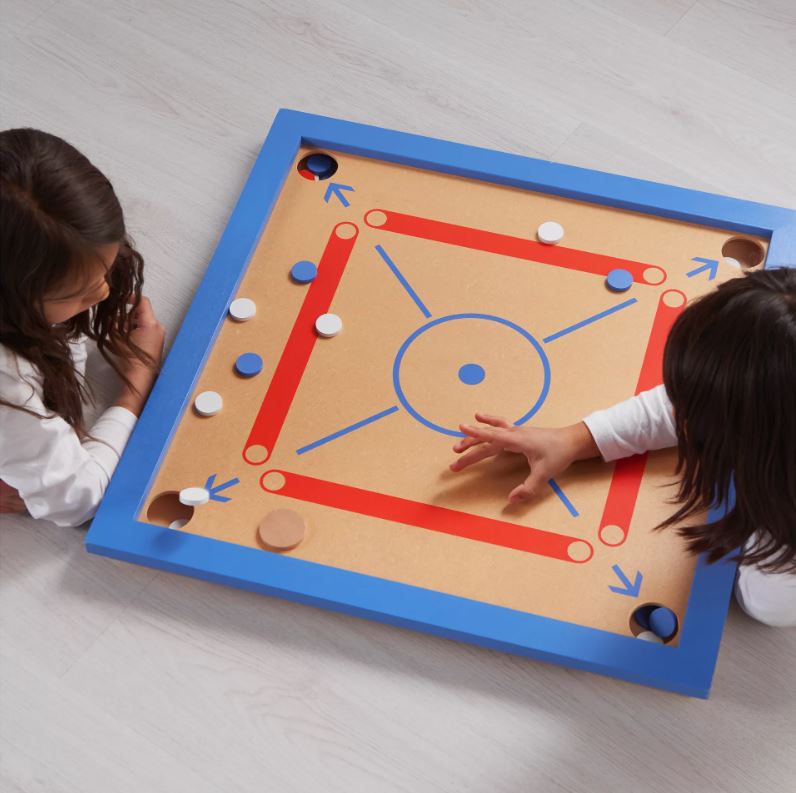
[261,470,593,563]
[635,291,686,395]
[365,209,664,283]
[598,290,687,546]
[244,224,358,463]
[598,454,649,547]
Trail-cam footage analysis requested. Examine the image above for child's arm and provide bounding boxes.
[0,371,138,526]
[451,386,677,502]
[581,385,677,461]
[735,556,796,628]
[109,297,163,417]
[451,413,600,503]
[0,298,164,526]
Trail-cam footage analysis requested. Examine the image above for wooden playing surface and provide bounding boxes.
[141,148,767,641]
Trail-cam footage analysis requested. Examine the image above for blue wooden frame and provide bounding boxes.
[86,110,796,698]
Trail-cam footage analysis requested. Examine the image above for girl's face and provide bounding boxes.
[42,243,120,324]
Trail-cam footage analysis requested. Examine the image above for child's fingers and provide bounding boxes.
[133,296,157,327]
[459,423,512,446]
[473,412,511,429]
[455,415,511,454]
[449,443,500,471]
[452,436,482,453]
[508,467,548,503]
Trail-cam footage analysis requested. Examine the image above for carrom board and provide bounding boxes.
[86,110,796,698]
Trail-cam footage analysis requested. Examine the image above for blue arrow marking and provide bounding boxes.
[608,564,643,597]
[686,257,719,281]
[323,182,354,208]
[203,474,240,503]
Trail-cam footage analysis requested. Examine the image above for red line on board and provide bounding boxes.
[598,454,649,547]
[261,470,593,563]
[365,209,665,283]
[635,291,686,395]
[599,291,687,546]
[243,224,358,464]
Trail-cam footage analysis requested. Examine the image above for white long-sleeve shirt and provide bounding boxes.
[0,338,136,527]
[584,386,796,628]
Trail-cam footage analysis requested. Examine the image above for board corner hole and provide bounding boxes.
[721,237,765,269]
[630,602,679,644]
[146,491,194,529]
[297,152,338,181]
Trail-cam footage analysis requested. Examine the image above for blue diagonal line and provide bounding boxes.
[542,298,638,343]
[297,406,400,455]
[548,478,579,517]
[375,244,431,318]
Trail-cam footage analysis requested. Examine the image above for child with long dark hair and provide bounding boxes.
[451,268,796,626]
[0,128,165,525]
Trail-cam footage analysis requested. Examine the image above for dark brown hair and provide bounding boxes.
[661,266,796,571]
[0,128,148,435]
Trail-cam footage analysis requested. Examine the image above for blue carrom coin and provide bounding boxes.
[648,606,678,640]
[290,260,318,284]
[306,153,335,177]
[606,268,634,292]
[235,352,263,378]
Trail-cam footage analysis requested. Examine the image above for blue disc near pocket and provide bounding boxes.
[648,606,678,640]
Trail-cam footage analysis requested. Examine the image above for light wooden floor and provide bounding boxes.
[2,1,795,791]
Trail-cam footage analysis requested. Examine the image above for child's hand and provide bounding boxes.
[125,296,166,373]
[115,296,165,416]
[0,480,26,514]
[450,413,600,503]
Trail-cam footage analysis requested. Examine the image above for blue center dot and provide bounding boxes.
[458,363,485,385]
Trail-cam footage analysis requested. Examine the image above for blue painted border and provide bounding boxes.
[86,109,795,698]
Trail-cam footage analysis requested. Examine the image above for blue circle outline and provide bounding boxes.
[392,313,551,437]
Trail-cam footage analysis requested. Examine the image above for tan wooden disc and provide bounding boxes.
[257,509,306,552]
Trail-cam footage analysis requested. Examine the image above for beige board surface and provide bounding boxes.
[141,148,767,641]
